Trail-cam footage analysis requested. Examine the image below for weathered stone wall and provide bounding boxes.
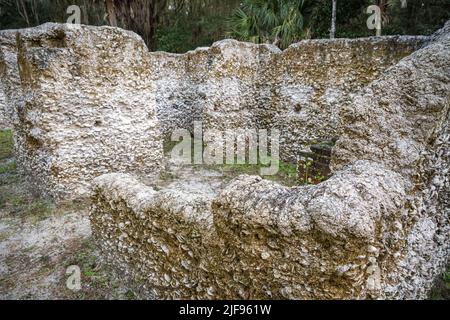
[90,21,449,299]
[330,20,450,298]
[0,24,427,199]
[149,51,201,139]
[0,30,18,129]
[149,41,277,139]
[1,24,164,200]
[262,36,428,161]
[0,21,446,298]
[91,162,409,299]
[0,88,8,129]
[150,36,427,161]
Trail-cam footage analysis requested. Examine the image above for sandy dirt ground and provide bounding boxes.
[0,151,134,299]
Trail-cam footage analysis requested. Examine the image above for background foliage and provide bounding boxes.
[0,0,449,52]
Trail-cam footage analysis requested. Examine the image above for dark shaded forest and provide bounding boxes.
[0,0,449,52]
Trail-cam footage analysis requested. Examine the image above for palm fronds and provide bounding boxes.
[228,0,315,48]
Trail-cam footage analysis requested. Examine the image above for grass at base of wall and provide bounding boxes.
[61,238,137,300]
[0,128,65,224]
[429,266,450,300]
[0,129,13,160]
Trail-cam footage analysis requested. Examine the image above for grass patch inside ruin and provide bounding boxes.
[164,139,299,186]
[163,137,180,156]
[209,158,298,187]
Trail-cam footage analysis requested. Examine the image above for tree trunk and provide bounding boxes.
[17,0,30,27]
[378,0,386,36]
[105,0,117,27]
[330,0,337,39]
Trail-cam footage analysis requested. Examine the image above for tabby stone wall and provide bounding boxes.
[0,24,163,200]
[0,88,8,129]
[0,30,18,129]
[0,24,427,199]
[90,21,449,299]
[150,36,428,161]
[0,21,447,299]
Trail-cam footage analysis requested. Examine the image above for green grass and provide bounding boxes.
[125,289,136,300]
[164,139,299,186]
[0,129,13,160]
[0,192,54,223]
[63,239,135,300]
[0,160,16,174]
[208,157,298,187]
[75,242,100,278]
[0,128,55,223]
[429,266,450,300]
[26,200,54,223]
[444,270,450,283]
[163,138,181,155]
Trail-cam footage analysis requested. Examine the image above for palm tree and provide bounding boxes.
[228,0,314,49]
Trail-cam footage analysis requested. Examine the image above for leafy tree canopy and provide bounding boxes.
[0,0,448,52]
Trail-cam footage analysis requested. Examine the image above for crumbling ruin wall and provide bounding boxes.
[0,24,427,199]
[0,88,7,129]
[149,40,277,140]
[0,30,19,129]
[91,162,409,299]
[0,21,446,298]
[149,51,200,139]
[91,173,219,299]
[262,36,428,161]
[329,21,450,298]
[2,24,164,199]
[150,36,427,162]
[90,21,449,299]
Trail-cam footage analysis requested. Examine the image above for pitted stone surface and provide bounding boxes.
[150,36,427,161]
[0,21,447,299]
[90,21,450,299]
[0,30,18,129]
[0,24,427,198]
[1,24,163,199]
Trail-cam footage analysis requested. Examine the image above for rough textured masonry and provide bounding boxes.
[0,21,448,299]
[0,89,7,129]
[0,24,425,199]
[0,30,18,129]
[150,36,427,161]
[0,24,163,199]
[90,21,449,299]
